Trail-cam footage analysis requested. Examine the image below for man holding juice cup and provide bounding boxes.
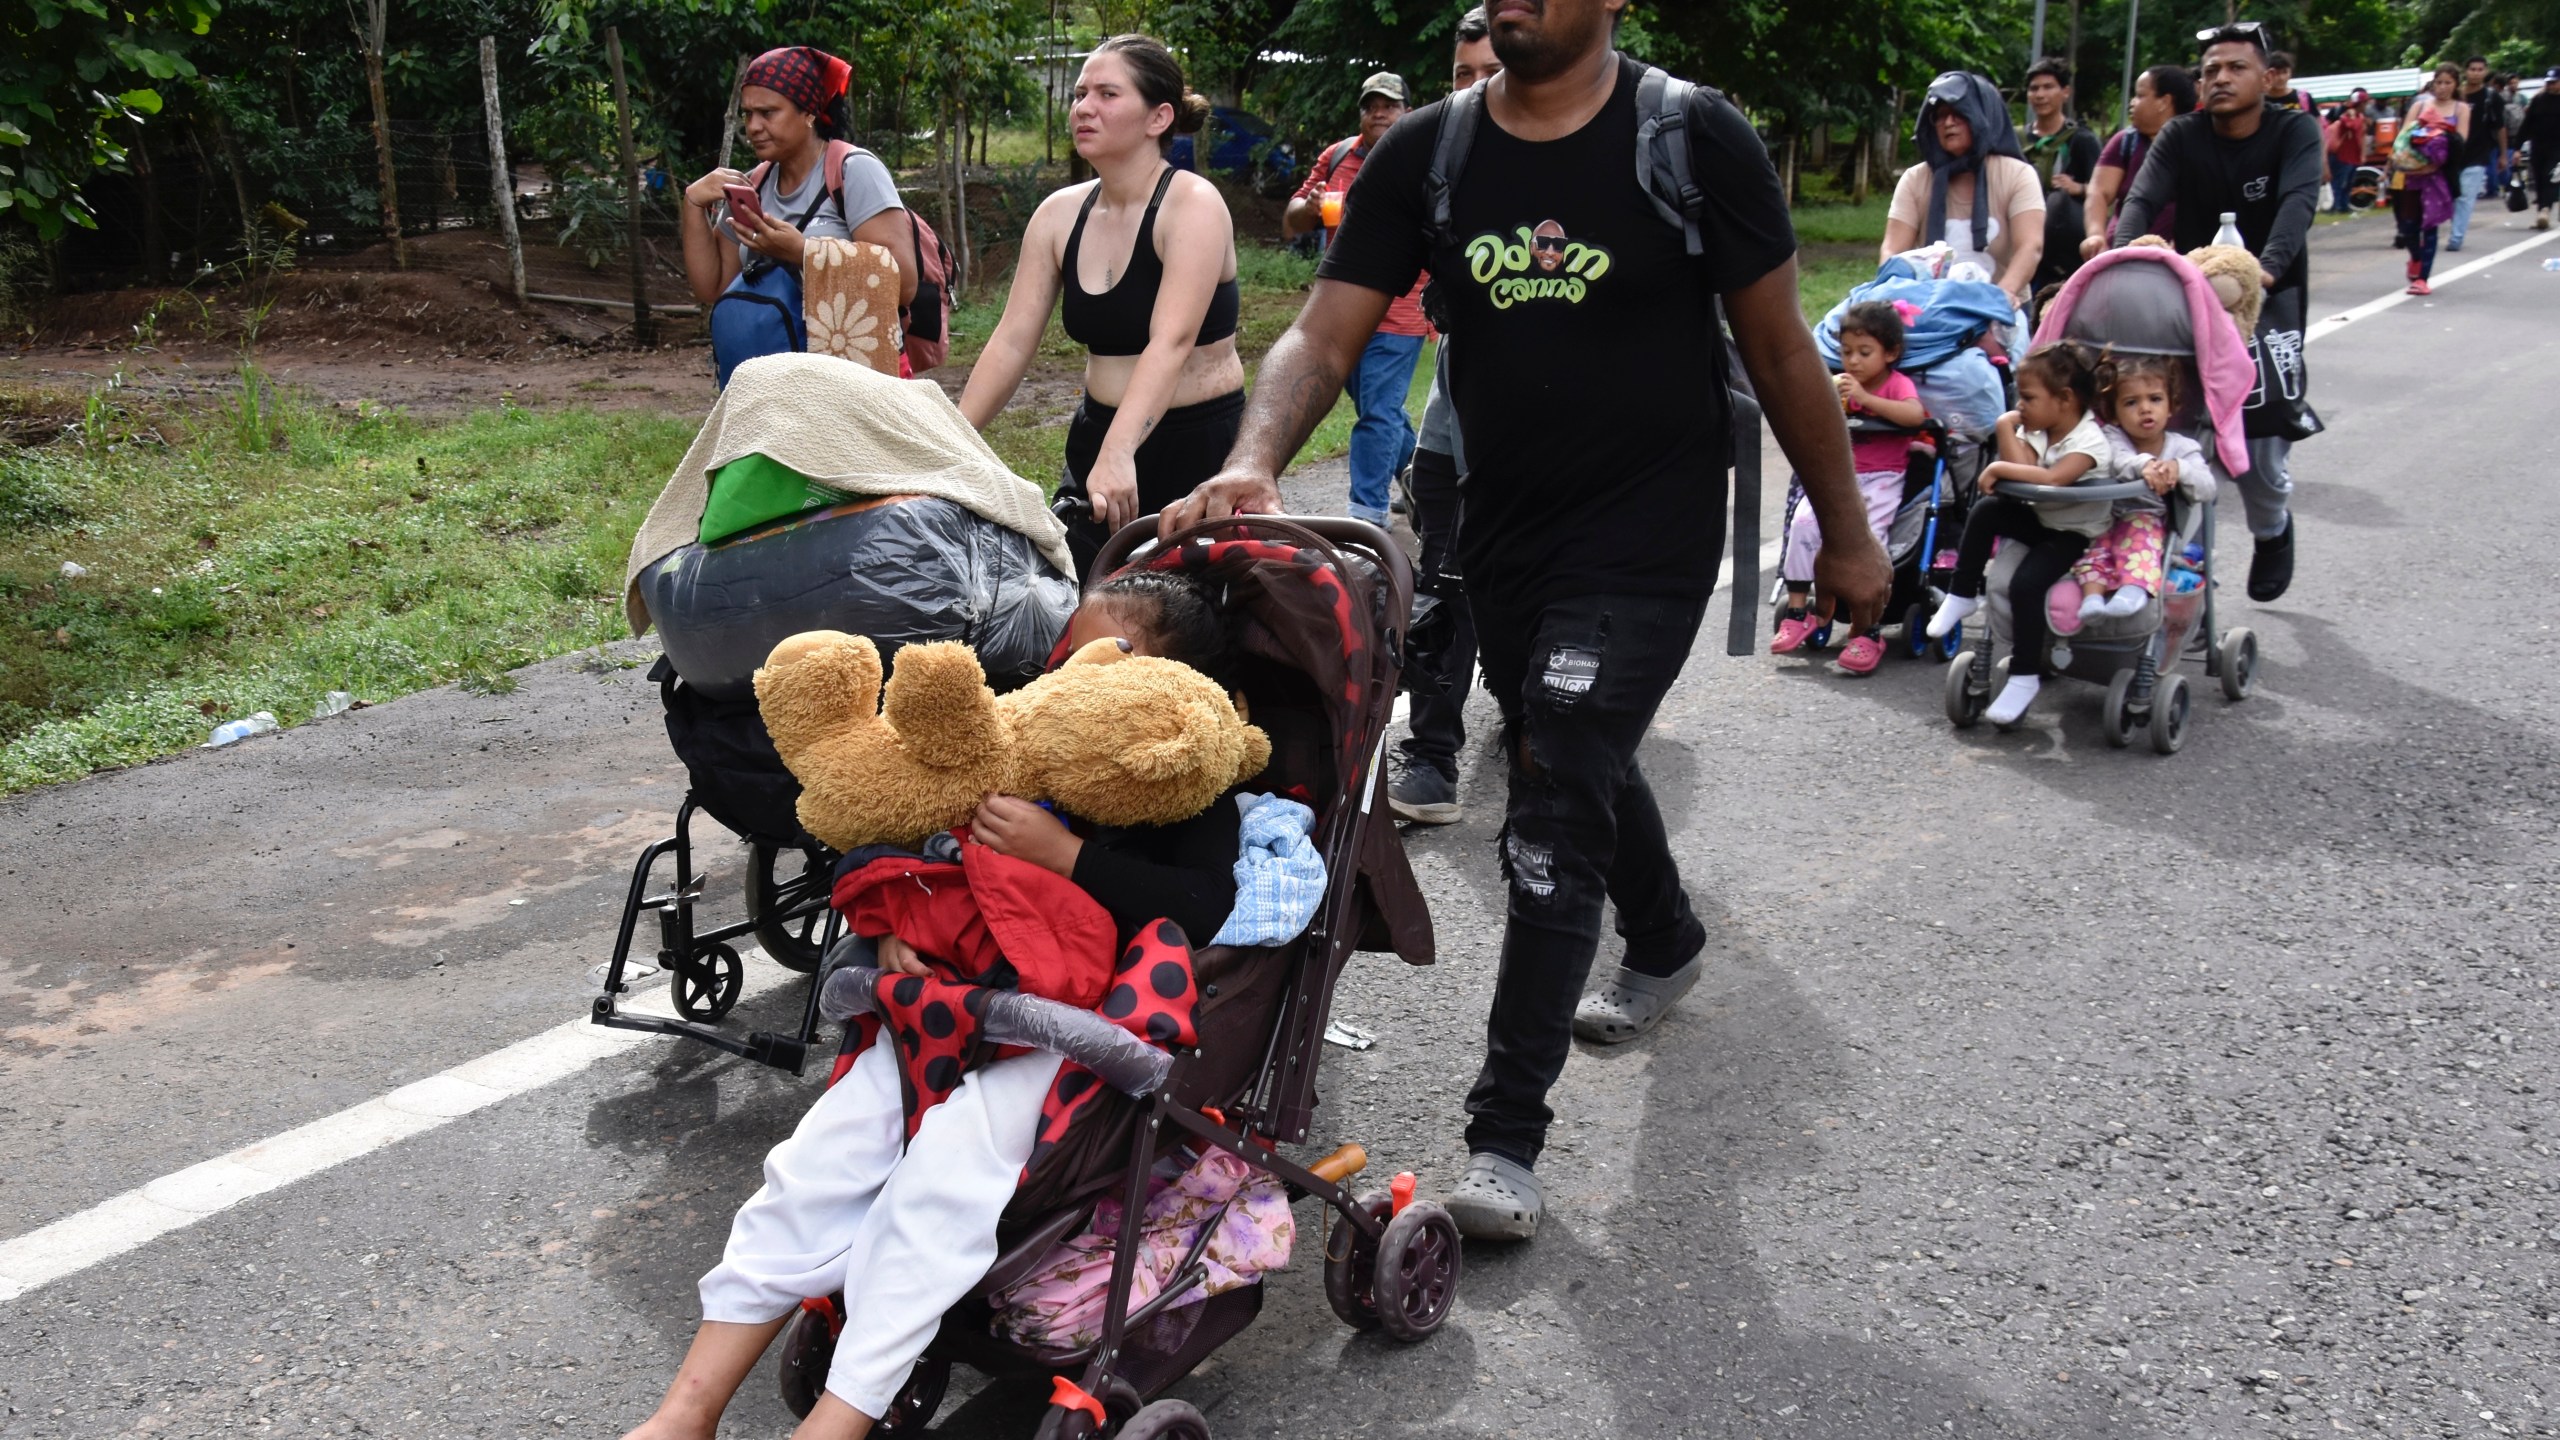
[1286,71,1434,529]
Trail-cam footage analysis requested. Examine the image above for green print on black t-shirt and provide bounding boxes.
[1465,224,1614,309]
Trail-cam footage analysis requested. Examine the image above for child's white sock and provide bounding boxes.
[2077,588,2110,620]
[1927,594,1979,638]
[2099,585,2152,617]
[1985,674,2043,724]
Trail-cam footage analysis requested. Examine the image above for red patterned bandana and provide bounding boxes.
[744,46,851,119]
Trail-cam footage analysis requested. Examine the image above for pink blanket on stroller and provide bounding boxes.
[987,1149,1293,1350]
[2032,247,2255,477]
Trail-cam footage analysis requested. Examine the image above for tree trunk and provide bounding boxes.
[360,0,405,268]
[717,53,750,171]
[1852,114,1873,204]
[955,96,972,301]
[605,25,653,346]
[208,109,257,262]
[132,122,164,283]
[1781,132,1798,208]
[2067,0,2085,118]
[479,36,527,305]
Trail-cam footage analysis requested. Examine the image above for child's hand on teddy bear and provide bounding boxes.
[972,794,1083,878]
[877,934,936,979]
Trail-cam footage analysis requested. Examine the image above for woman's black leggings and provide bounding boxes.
[1951,497,2091,676]
[1057,389,1245,581]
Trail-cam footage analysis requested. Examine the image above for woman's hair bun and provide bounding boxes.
[1173,91,1212,134]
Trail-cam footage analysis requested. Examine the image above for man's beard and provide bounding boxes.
[1490,3,1608,84]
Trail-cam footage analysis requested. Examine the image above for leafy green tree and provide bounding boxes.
[3,0,219,238]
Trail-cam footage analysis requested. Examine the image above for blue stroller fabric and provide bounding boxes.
[1212,794,1327,948]
[1816,267,2019,373]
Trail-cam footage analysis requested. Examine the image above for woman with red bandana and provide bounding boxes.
[679,47,917,314]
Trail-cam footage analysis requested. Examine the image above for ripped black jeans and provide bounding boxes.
[1464,590,1708,1166]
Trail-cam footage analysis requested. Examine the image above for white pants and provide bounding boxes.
[698,1042,1064,1417]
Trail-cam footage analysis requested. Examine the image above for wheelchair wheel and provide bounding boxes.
[743,840,829,974]
[672,942,744,1023]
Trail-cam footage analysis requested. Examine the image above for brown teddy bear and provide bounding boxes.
[753,630,1272,852]
[2180,243,2265,336]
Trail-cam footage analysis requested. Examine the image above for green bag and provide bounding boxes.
[699,452,838,546]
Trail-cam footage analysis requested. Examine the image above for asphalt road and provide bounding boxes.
[3,211,2557,1440]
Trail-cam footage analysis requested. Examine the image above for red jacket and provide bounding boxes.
[832,831,1119,1010]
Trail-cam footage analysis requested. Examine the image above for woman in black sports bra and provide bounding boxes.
[959,34,1245,578]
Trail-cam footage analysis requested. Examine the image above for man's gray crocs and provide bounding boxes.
[1572,954,1703,1044]
[1445,1151,1543,1241]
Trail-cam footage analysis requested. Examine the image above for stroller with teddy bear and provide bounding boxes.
[593,353,1458,1437]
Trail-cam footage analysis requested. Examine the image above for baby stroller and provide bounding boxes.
[770,514,1445,1439]
[1942,247,2263,753]
[1768,415,1979,662]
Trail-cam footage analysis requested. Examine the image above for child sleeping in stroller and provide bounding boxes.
[1925,342,2112,724]
[625,569,1244,1440]
[1774,301,1931,675]
[2053,354,2214,631]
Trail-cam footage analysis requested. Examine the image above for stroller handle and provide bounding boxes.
[1089,512,1416,605]
[1991,480,2155,505]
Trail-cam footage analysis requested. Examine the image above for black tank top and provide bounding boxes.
[1059,168,1241,357]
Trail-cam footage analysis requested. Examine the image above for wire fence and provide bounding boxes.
[66,120,718,314]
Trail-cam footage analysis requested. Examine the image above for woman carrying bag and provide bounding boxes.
[680,47,919,383]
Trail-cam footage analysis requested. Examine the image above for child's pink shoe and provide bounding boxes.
[1835,633,1886,675]
[1772,611,1822,654]
[2046,580,2085,636]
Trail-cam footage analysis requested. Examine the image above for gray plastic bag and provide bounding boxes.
[639,497,1078,702]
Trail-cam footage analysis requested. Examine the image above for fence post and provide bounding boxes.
[479,37,528,306]
[604,25,654,346]
[718,53,750,172]
[359,0,406,268]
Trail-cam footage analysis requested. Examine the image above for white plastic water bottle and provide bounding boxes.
[2213,212,2245,248]
[204,711,279,747]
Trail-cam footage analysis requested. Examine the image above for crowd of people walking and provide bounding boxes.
[626,7,2553,1433]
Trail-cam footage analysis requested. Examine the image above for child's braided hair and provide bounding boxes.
[1090,568,1237,689]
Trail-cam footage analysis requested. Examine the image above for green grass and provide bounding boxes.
[1789,192,1895,247]
[1798,249,1879,329]
[0,385,694,791]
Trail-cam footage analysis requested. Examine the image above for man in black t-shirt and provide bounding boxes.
[1162,0,1890,1242]
[2449,57,2509,252]
[2113,24,2324,603]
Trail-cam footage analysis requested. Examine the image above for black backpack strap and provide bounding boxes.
[1424,83,1484,253]
[1635,65,1708,258]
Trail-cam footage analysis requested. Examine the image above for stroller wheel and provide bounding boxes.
[672,942,745,1023]
[2148,674,2192,755]
[2101,669,2140,749]
[1938,622,1964,662]
[744,841,829,974]
[877,1358,950,1435]
[1903,602,1931,659]
[774,1295,840,1420]
[1943,651,1987,728]
[1323,1190,1396,1330]
[1117,1399,1214,1440]
[2217,627,2258,702]
[1372,1201,1464,1342]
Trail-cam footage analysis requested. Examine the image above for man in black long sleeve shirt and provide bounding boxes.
[2113,25,2324,602]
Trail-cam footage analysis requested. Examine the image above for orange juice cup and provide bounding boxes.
[1319,190,1345,228]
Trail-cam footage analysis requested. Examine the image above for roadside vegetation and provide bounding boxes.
[0,386,691,791]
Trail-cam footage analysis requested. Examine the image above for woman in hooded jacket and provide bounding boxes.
[1881,72,2046,309]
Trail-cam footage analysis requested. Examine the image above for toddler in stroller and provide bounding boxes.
[1773,301,1931,675]
[1935,244,2263,751]
[1925,342,2115,723]
[2052,354,2214,628]
[628,517,1448,1440]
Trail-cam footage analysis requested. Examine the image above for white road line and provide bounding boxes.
[0,953,800,1304]
[2306,229,2559,345]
